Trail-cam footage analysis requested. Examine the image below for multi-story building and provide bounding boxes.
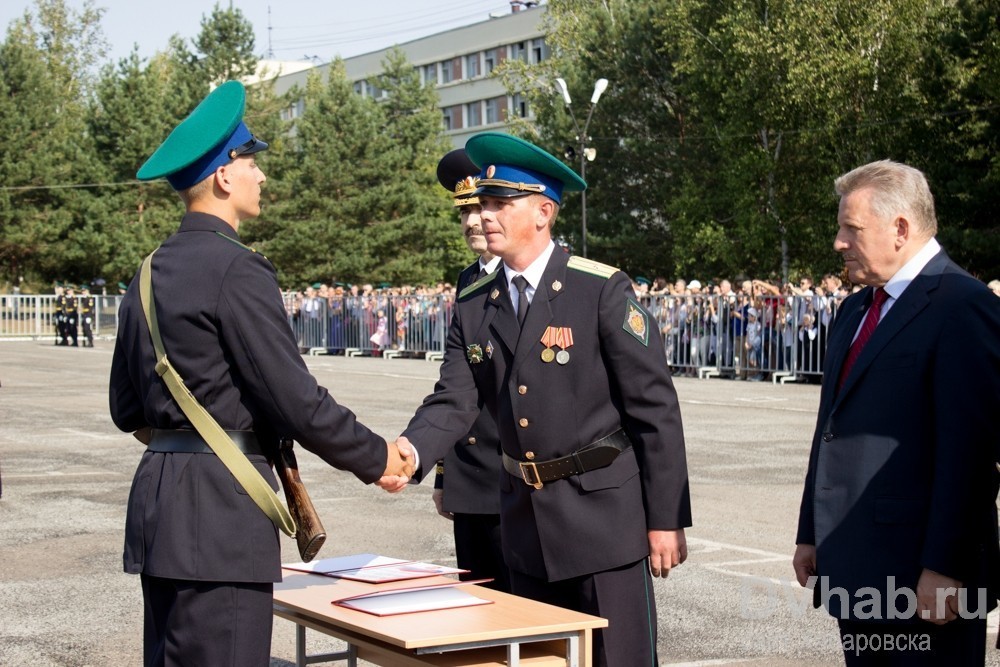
[269,2,547,147]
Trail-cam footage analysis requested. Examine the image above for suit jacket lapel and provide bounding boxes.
[835,251,945,403]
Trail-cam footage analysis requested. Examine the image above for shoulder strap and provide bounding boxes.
[138,251,296,538]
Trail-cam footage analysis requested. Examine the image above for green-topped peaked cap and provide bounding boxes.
[465,132,586,205]
[137,81,268,191]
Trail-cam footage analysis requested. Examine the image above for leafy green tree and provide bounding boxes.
[0,0,106,286]
[249,51,463,288]
[194,3,258,84]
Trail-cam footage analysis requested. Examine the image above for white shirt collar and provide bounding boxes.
[480,255,502,274]
[883,237,941,302]
[503,241,556,291]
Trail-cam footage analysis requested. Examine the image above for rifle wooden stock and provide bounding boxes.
[276,439,327,562]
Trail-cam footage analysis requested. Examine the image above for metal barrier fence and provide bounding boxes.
[0,294,121,341]
[1,291,845,382]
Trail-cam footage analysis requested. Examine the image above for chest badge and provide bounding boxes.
[467,343,484,364]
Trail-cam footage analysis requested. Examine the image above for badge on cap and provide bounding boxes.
[623,299,649,346]
[486,165,496,178]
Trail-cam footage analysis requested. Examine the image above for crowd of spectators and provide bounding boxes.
[282,271,1000,379]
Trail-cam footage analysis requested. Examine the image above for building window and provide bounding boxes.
[484,48,498,74]
[513,41,529,63]
[466,53,480,79]
[423,63,437,86]
[441,59,453,84]
[466,101,482,127]
[353,81,363,95]
[513,93,529,118]
[485,96,507,125]
[443,105,463,131]
[531,38,547,63]
[280,98,305,121]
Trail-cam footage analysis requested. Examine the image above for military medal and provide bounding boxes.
[541,326,573,365]
[466,343,484,364]
[485,340,494,359]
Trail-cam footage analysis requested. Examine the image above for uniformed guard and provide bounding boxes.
[431,149,509,592]
[399,133,692,666]
[110,80,412,667]
[53,284,66,345]
[63,285,79,347]
[78,285,95,347]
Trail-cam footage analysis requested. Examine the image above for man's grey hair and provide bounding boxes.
[834,160,937,237]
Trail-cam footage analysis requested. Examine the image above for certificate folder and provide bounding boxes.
[283,553,469,583]
[332,580,494,616]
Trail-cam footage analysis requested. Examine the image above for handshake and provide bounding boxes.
[377,436,416,493]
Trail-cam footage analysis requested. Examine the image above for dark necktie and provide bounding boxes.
[512,275,529,327]
[477,267,489,282]
[837,287,889,391]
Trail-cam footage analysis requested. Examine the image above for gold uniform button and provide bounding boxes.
[518,385,527,395]
[519,418,529,428]
[525,451,535,460]
[467,436,477,445]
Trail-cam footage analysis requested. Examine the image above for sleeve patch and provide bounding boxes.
[623,298,650,346]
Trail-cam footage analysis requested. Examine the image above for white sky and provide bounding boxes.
[0,0,518,66]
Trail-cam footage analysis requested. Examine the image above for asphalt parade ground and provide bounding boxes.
[1,340,997,666]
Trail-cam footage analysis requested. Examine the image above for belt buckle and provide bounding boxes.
[518,461,544,490]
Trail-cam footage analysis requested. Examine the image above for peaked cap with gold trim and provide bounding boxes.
[137,81,268,191]
[436,149,480,208]
[465,132,586,205]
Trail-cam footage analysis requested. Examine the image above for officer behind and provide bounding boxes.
[397,133,692,666]
[431,149,509,592]
[78,285,95,347]
[63,285,79,347]
[54,284,66,345]
[110,81,413,667]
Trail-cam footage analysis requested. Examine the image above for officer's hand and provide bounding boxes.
[377,440,413,493]
[648,529,687,578]
[916,568,962,625]
[792,544,817,588]
[432,489,453,520]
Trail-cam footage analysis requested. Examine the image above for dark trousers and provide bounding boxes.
[141,574,273,667]
[453,512,510,593]
[838,618,987,666]
[509,558,658,667]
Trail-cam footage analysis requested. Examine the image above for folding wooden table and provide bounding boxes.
[273,569,608,666]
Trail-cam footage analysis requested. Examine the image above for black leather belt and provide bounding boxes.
[147,429,263,456]
[502,429,631,489]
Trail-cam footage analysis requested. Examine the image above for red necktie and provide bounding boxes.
[837,287,889,391]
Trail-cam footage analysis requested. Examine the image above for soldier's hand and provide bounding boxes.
[377,440,412,493]
[648,528,687,578]
[432,489,453,520]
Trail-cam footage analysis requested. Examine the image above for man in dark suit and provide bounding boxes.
[793,160,1000,665]
[110,81,412,667]
[431,149,509,591]
[394,133,692,666]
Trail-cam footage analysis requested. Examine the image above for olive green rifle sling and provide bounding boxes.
[138,251,297,538]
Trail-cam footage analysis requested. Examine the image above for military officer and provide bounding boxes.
[53,284,66,345]
[63,285,79,347]
[432,149,508,592]
[110,81,412,667]
[78,285,96,347]
[399,133,692,666]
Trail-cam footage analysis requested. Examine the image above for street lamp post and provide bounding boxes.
[554,77,608,258]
